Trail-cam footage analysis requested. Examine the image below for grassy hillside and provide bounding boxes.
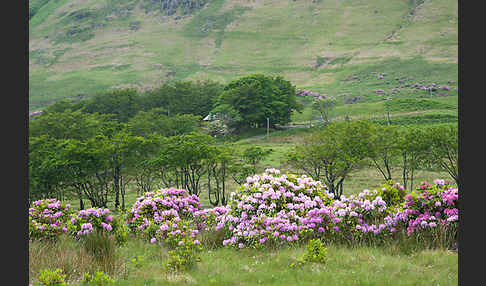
[29,0,458,112]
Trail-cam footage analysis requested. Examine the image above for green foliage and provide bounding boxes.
[215,74,302,129]
[153,132,215,195]
[56,137,114,208]
[163,222,203,272]
[38,268,67,286]
[80,88,140,123]
[241,146,273,173]
[312,97,337,124]
[286,120,375,197]
[367,124,401,181]
[302,239,327,263]
[377,180,406,208]
[28,136,69,200]
[205,144,236,206]
[397,126,431,190]
[128,108,200,137]
[129,255,146,269]
[140,80,223,118]
[291,239,327,268]
[209,103,243,133]
[81,271,115,286]
[131,134,167,194]
[29,109,118,140]
[423,124,458,185]
[165,246,201,273]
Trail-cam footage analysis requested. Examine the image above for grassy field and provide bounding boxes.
[29,235,458,286]
[28,0,457,111]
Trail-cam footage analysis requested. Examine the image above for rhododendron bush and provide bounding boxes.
[29,199,72,241]
[220,168,335,247]
[125,187,211,271]
[29,199,127,244]
[68,207,128,244]
[28,169,458,251]
[383,179,458,246]
[126,188,203,245]
[216,169,458,249]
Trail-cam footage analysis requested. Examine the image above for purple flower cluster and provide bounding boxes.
[375,89,386,96]
[212,169,459,248]
[219,169,334,248]
[193,206,229,232]
[127,188,203,246]
[29,110,43,118]
[29,199,72,241]
[387,181,459,235]
[321,189,393,239]
[28,173,458,251]
[69,207,120,240]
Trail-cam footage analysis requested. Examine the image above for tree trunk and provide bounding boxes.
[221,161,227,205]
[114,165,120,209]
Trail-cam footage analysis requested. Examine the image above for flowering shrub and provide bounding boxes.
[220,168,334,248]
[216,168,458,250]
[29,199,72,241]
[126,188,205,272]
[27,171,459,256]
[320,188,391,243]
[68,208,128,245]
[392,179,458,235]
[192,206,230,248]
[127,188,202,239]
[126,188,209,272]
[377,180,406,209]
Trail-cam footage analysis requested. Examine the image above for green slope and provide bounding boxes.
[29,0,458,111]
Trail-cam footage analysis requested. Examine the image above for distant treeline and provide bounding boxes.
[44,80,223,123]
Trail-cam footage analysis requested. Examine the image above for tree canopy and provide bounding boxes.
[213,74,302,130]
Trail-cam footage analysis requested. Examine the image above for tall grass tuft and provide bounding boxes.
[81,231,117,274]
[29,233,125,285]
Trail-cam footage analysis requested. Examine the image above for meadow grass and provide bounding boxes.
[29,235,458,286]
